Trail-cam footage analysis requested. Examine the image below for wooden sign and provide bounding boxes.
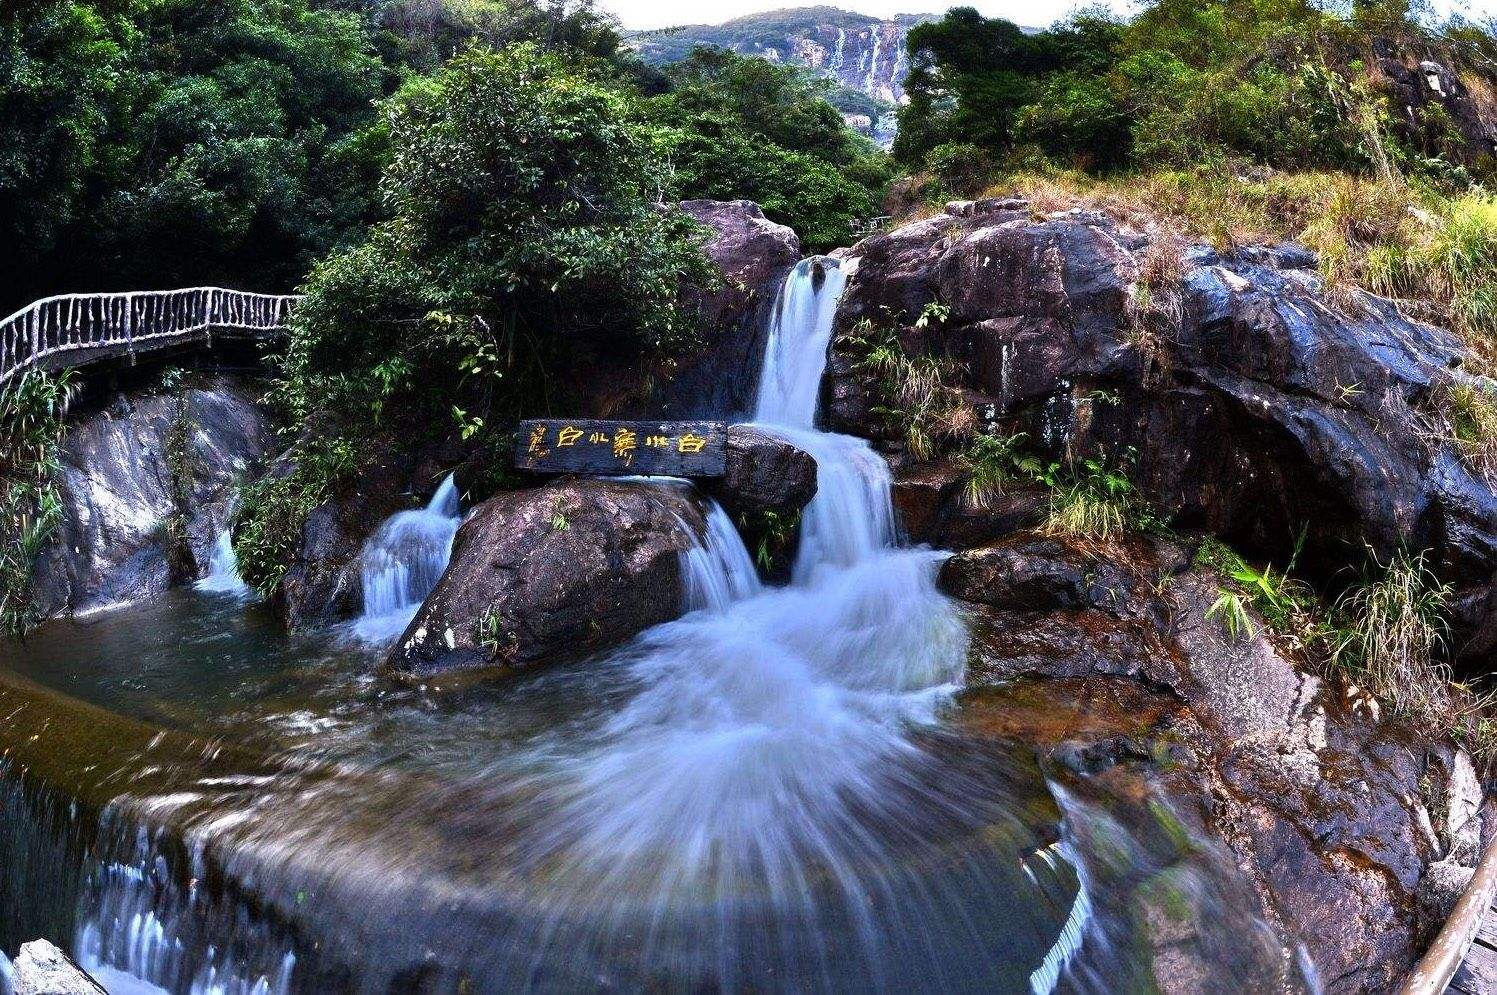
[515,419,727,478]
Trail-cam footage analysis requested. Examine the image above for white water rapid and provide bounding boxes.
[351,474,461,643]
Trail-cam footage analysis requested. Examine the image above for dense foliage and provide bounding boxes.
[278,44,714,431]
[234,43,719,591]
[0,372,73,636]
[647,48,892,250]
[1,0,883,315]
[0,0,393,313]
[896,1,1496,184]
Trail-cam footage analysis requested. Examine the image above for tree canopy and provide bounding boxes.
[896,0,1496,186]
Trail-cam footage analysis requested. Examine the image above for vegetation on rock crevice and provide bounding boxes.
[0,371,74,637]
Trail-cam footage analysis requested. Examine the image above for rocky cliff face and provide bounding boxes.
[31,379,271,617]
[830,197,1497,661]
[629,7,938,106]
[1369,38,1497,173]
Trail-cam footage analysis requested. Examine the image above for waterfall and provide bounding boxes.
[196,528,249,596]
[864,28,883,96]
[350,475,461,643]
[753,257,848,427]
[679,500,762,613]
[0,950,12,995]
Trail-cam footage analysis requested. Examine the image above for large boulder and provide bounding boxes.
[386,479,709,680]
[950,532,1478,993]
[650,201,801,419]
[835,201,1497,658]
[709,425,818,522]
[31,379,271,617]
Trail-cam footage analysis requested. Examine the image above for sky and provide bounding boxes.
[598,0,1494,31]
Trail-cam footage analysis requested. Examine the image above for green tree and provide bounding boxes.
[277,43,714,437]
[0,0,392,313]
[647,47,889,250]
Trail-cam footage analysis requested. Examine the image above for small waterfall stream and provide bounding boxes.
[196,528,249,597]
[351,474,462,643]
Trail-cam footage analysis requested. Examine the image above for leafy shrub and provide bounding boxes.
[926,143,995,198]
[275,43,716,438]
[1194,534,1324,649]
[232,436,360,598]
[0,371,76,635]
[648,48,890,251]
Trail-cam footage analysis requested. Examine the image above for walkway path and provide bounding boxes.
[0,288,298,384]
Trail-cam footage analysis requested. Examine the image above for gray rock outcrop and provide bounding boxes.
[834,200,1497,659]
[31,380,271,617]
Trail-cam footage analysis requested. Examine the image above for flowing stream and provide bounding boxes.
[0,257,1296,993]
[351,475,462,643]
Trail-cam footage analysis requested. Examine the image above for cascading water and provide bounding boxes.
[350,474,461,643]
[0,255,1305,994]
[678,499,762,612]
[196,527,249,597]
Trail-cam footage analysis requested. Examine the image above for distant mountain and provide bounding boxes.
[628,6,938,108]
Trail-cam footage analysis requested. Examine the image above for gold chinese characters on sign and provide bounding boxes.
[515,420,727,478]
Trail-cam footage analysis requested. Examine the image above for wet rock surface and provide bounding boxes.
[387,478,708,680]
[709,425,818,522]
[951,532,1479,994]
[835,200,1497,658]
[650,200,802,419]
[31,380,271,617]
[273,444,456,630]
[12,940,106,995]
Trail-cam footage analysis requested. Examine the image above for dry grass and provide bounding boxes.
[955,168,1497,369]
[1425,377,1497,485]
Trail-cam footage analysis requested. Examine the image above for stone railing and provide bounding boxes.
[0,288,299,384]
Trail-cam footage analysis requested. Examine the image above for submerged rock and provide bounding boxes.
[386,479,708,680]
[835,205,1497,658]
[31,379,270,617]
[951,532,1479,993]
[12,940,106,995]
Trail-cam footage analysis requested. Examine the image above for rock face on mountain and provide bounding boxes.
[31,380,271,617]
[386,479,709,679]
[948,531,1484,993]
[1371,39,1497,173]
[831,198,1497,660]
[629,7,938,105]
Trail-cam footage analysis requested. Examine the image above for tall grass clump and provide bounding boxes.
[1330,549,1462,733]
[847,313,972,459]
[1367,192,1497,361]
